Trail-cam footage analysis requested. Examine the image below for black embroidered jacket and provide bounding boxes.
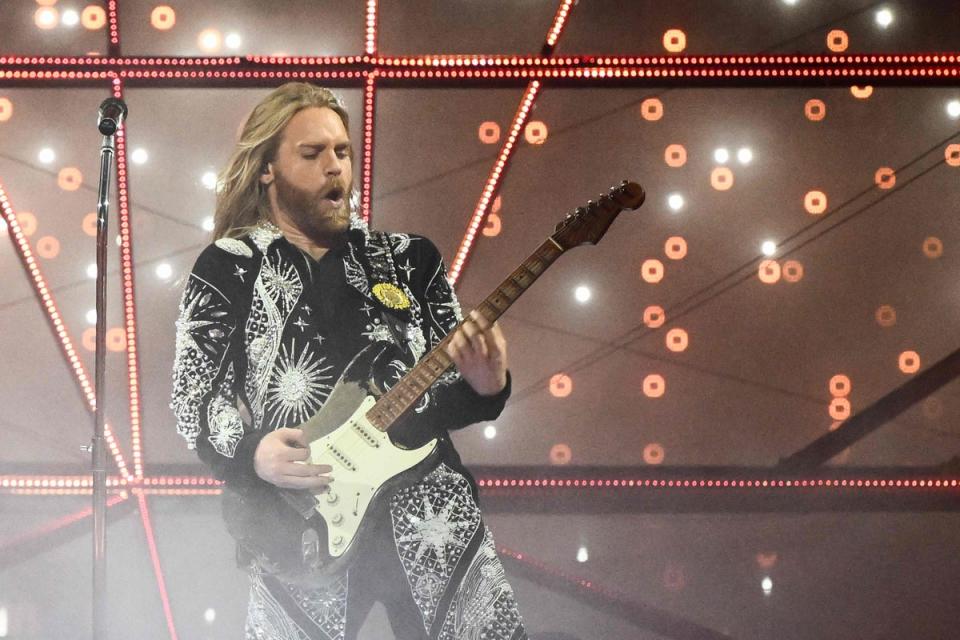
[171,215,510,495]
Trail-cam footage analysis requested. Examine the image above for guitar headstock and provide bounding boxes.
[552,180,645,249]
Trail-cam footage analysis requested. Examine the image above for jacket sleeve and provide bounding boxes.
[170,243,268,490]
[406,235,512,431]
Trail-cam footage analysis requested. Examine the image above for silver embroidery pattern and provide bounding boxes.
[390,463,482,634]
[171,275,234,448]
[207,362,244,457]
[245,566,348,640]
[361,318,394,344]
[438,526,524,640]
[343,243,371,297]
[260,255,303,316]
[215,237,254,258]
[265,340,334,429]
[250,220,283,254]
[390,233,412,255]
[245,272,284,428]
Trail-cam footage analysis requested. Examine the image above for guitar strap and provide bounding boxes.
[364,230,415,352]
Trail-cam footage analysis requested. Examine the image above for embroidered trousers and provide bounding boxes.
[245,464,527,640]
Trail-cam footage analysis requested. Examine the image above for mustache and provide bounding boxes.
[322,180,348,199]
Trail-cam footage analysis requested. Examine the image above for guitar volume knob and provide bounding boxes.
[331,512,343,525]
[326,491,339,505]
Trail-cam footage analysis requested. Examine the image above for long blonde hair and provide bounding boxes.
[213,83,351,240]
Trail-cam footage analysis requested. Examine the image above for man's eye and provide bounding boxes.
[303,153,318,159]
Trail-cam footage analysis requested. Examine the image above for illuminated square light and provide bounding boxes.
[875,8,893,28]
[574,285,591,303]
[713,148,730,164]
[201,171,218,190]
[198,29,222,53]
[61,9,80,27]
[38,148,56,164]
[576,546,589,563]
[201,216,215,232]
[225,33,242,49]
[131,148,149,165]
[86,263,97,279]
[155,262,173,280]
[667,193,684,211]
[946,100,960,119]
[737,147,753,165]
[761,240,777,256]
[35,7,59,29]
[483,425,497,440]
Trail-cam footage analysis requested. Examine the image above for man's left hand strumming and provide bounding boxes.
[445,309,508,396]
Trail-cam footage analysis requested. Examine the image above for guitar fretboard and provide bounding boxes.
[365,237,566,431]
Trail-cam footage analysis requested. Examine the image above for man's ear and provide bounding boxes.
[259,162,274,186]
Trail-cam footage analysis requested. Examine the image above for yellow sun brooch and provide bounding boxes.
[372,283,411,310]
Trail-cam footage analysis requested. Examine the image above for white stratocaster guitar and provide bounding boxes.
[257,180,645,579]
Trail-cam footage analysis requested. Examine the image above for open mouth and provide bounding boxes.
[322,186,344,203]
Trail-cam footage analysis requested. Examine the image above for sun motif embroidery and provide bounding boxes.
[372,283,411,310]
[265,340,334,427]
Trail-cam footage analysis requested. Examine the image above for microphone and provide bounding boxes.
[97,97,128,136]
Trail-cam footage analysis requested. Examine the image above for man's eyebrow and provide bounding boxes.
[297,141,351,148]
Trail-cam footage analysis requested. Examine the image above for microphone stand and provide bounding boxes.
[91,128,115,640]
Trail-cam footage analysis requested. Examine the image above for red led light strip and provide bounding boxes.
[112,78,145,479]
[0,183,132,480]
[448,80,540,285]
[448,0,576,285]
[106,1,120,55]
[544,0,576,50]
[360,72,376,224]
[365,0,378,56]
[137,491,179,640]
[477,477,960,490]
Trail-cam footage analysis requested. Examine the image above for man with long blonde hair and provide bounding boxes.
[172,82,527,639]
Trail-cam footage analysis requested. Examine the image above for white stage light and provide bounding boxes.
[946,100,960,119]
[155,262,173,280]
[86,263,97,279]
[761,240,777,256]
[202,216,215,232]
[667,193,685,211]
[714,148,730,163]
[574,285,592,303]
[86,309,97,325]
[483,425,497,440]
[38,148,56,164]
[201,171,218,190]
[225,33,242,49]
[131,148,149,165]
[875,8,893,28]
[762,576,773,595]
[737,147,754,165]
[61,9,80,27]
[576,546,589,563]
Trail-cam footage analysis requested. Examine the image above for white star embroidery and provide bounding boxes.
[398,499,472,565]
[400,259,415,279]
[359,302,374,316]
[302,304,312,314]
[313,334,325,346]
[233,265,247,282]
[293,317,309,332]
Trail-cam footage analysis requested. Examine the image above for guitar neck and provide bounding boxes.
[366,236,566,431]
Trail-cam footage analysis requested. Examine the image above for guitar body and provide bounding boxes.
[270,340,441,581]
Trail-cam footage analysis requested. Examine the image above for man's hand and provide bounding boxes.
[254,428,333,490]
[444,309,508,396]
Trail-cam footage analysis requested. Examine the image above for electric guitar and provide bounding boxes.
[251,180,645,579]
